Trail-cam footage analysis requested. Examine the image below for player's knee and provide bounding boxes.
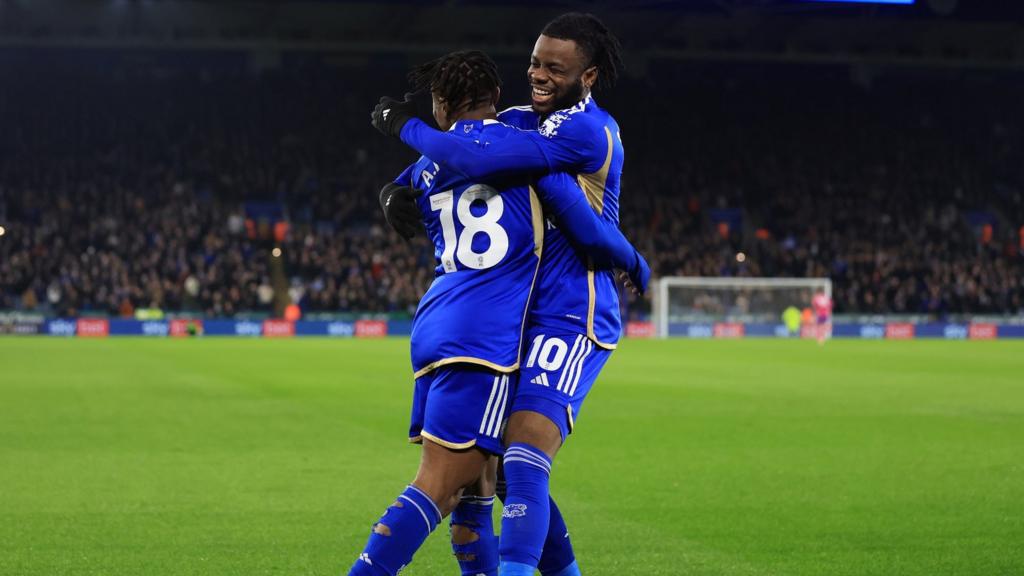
[505,411,562,457]
[495,477,507,502]
[439,492,461,517]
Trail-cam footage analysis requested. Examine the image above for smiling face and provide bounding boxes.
[527,35,598,116]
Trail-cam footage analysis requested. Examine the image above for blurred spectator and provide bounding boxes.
[0,56,1021,318]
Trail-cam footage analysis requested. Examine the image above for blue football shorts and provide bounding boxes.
[409,363,512,456]
[511,330,613,442]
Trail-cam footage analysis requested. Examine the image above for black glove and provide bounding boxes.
[371,93,417,138]
[379,182,423,240]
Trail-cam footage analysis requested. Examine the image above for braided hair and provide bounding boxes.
[408,50,502,115]
[541,12,624,90]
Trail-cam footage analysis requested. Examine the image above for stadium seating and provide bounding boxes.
[1,55,1021,317]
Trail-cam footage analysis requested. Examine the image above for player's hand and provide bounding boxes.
[619,250,651,296]
[617,271,639,296]
[379,182,423,240]
[371,93,417,138]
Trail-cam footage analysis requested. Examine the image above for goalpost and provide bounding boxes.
[654,277,832,338]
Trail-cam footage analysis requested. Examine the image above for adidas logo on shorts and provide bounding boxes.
[530,373,550,387]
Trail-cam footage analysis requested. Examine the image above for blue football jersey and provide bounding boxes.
[498,96,625,349]
[400,119,545,378]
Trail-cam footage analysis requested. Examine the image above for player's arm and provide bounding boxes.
[379,162,423,240]
[535,172,650,295]
[371,95,596,180]
[400,119,565,180]
[400,116,603,181]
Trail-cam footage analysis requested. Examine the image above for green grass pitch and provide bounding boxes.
[1,338,1022,575]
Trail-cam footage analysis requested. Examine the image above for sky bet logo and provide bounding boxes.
[141,322,169,336]
[943,325,968,340]
[327,322,354,337]
[235,321,262,336]
[47,319,77,336]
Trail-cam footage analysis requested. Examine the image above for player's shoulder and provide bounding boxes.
[478,118,532,139]
[411,156,442,191]
[448,118,523,139]
[412,154,437,175]
[539,95,604,141]
[497,105,538,129]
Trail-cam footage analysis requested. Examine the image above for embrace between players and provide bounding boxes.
[348,13,648,576]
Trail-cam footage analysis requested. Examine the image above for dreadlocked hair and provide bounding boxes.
[408,50,502,115]
[541,12,624,91]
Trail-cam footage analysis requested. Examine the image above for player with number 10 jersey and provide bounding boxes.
[364,30,648,575]
[371,14,636,576]
[396,113,645,455]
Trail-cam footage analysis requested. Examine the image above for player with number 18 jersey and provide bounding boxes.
[399,119,544,454]
[397,115,645,455]
[400,93,626,440]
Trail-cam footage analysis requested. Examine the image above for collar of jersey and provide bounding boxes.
[447,118,501,132]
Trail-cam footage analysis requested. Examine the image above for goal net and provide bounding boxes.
[655,277,832,338]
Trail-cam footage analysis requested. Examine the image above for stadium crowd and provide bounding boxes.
[1,57,1022,318]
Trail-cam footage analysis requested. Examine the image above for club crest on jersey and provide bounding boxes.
[503,503,528,518]
[539,113,567,137]
[539,96,589,137]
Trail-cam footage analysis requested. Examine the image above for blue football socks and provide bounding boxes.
[538,496,579,576]
[450,494,498,576]
[499,443,553,575]
[348,484,441,576]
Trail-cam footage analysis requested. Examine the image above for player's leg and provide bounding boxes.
[500,332,611,576]
[450,456,500,576]
[495,446,578,576]
[348,366,510,576]
[537,497,580,576]
[348,439,488,576]
[499,410,560,576]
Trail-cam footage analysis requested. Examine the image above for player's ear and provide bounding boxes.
[582,66,598,90]
[491,87,501,108]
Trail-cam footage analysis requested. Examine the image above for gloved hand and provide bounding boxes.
[371,93,417,138]
[379,182,423,240]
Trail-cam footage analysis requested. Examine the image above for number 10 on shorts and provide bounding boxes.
[524,334,594,395]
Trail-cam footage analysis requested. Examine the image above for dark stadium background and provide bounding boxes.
[1,0,1023,336]
[2,4,1024,576]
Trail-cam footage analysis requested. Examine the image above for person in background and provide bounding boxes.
[782,305,802,337]
[812,290,834,345]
